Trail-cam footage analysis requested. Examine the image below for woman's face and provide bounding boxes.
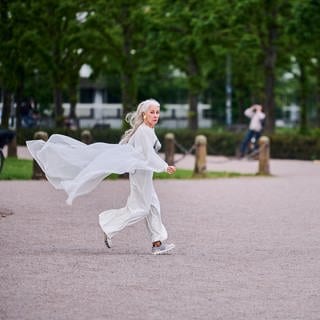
[144,104,160,128]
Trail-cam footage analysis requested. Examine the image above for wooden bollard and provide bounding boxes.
[81,130,92,144]
[164,133,175,166]
[193,135,207,176]
[32,131,48,180]
[7,134,17,158]
[258,136,270,175]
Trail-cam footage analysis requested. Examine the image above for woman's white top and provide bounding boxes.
[26,124,168,205]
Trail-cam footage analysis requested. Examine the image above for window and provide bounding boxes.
[80,88,94,103]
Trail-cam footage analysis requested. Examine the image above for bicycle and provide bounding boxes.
[237,135,260,160]
[246,136,260,159]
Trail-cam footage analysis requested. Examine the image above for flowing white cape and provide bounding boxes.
[26,134,165,205]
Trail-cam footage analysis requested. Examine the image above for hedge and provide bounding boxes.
[17,127,320,160]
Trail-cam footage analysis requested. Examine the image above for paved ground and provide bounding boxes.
[1,149,320,320]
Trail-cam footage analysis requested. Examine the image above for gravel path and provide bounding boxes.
[1,149,320,320]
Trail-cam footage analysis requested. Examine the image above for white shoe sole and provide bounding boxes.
[152,244,175,255]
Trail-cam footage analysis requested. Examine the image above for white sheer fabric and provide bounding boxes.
[26,124,168,205]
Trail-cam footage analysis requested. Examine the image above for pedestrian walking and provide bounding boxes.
[27,99,176,255]
[240,104,266,158]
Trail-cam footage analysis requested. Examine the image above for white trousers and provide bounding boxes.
[99,170,168,243]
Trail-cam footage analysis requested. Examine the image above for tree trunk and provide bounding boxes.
[121,70,137,127]
[188,92,198,130]
[15,66,25,131]
[121,19,137,129]
[187,56,200,130]
[53,86,64,127]
[1,89,12,128]
[264,53,276,133]
[0,1,12,129]
[298,61,308,134]
[263,2,278,133]
[52,36,64,127]
[68,84,77,120]
[316,64,320,127]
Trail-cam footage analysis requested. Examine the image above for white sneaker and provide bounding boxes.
[151,243,175,255]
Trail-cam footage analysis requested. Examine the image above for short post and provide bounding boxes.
[193,135,207,177]
[164,133,175,166]
[32,131,48,180]
[258,136,270,175]
[81,130,92,144]
[7,135,17,158]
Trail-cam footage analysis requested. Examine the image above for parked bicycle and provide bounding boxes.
[236,136,260,160]
[0,129,15,173]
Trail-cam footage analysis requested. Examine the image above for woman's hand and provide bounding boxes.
[167,166,176,175]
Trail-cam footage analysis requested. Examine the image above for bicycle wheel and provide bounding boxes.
[0,149,4,173]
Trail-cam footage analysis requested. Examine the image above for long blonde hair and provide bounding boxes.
[120,99,160,144]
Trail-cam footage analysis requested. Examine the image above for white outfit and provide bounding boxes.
[244,107,266,132]
[27,124,169,242]
[99,124,168,242]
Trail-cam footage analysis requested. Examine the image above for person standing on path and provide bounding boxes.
[100,99,176,255]
[240,104,266,158]
[27,99,176,255]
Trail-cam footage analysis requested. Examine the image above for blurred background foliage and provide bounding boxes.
[1,0,320,148]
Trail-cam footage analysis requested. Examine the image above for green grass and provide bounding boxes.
[0,157,254,180]
[0,157,33,180]
[153,169,252,179]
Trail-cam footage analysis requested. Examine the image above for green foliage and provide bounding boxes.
[1,0,320,131]
[286,0,320,130]
[16,127,124,145]
[270,133,320,160]
[156,128,241,156]
[85,0,156,116]
[146,0,230,128]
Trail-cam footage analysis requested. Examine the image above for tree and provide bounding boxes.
[0,0,43,131]
[149,0,227,130]
[27,0,91,126]
[0,0,29,129]
[0,0,13,128]
[232,0,291,132]
[290,0,320,129]
[87,0,153,127]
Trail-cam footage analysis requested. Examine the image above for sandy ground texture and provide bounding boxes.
[1,148,320,320]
